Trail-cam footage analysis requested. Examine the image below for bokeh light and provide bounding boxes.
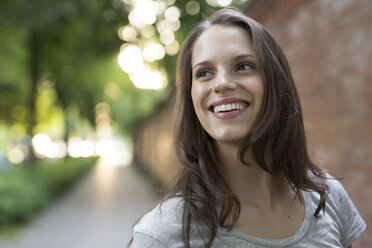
[55,140,67,158]
[165,40,179,55]
[130,67,166,90]
[118,45,143,74]
[186,1,200,15]
[120,26,137,41]
[206,0,232,7]
[96,139,133,167]
[67,137,95,158]
[143,42,165,62]
[104,82,121,100]
[153,1,167,15]
[164,6,181,22]
[95,102,113,139]
[140,25,155,38]
[160,31,175,45]
[32,133,59,158]
[117,0,186,89]
[7,147,25,164]
[217,0,232,7]
[128,0,157,28]
[80,140,95,158]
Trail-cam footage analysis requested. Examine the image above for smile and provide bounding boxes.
[208,98,251,119]
[209,98,250,113]
[213,103,247,113]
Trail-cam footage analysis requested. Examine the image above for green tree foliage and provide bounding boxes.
[0,0,247,160]
[0,0,158,141]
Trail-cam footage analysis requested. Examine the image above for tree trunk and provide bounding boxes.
[26,29,39,163]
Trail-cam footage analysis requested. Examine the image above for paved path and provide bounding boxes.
[0,158,160,248]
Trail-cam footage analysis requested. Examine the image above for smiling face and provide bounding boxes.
[191,24,264,147]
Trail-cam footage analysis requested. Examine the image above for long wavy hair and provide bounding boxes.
[162,8,329,248]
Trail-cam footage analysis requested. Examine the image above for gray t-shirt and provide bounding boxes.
[130,178,366,248]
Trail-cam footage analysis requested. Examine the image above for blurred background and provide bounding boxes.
[0,0,370,247]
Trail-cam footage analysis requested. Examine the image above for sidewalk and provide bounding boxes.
[0,158,160,248]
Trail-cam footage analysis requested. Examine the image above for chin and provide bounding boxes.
[212,133,246,145]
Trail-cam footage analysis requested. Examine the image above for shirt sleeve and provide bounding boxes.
[330,179,366,248]
[130,231,168,248]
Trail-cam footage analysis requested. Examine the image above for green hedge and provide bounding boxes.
[0,157,97,228]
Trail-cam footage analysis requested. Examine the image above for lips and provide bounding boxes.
[208,98,250,112]
[208,98,250,119]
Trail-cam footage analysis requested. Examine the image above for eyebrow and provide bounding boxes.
[192,54,256,69]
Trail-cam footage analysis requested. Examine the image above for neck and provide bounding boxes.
[216,141,292,208]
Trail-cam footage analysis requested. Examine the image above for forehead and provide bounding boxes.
[191,24,254,65]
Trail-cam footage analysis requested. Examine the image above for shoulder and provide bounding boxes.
[326,173,346,195]
[305,173,351,204]
[305,173,366,247]
[135,197,184,228]
[132,197,184,246]
[324,173,354,209]
[308,173,356,216]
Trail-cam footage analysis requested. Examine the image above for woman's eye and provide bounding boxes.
[197,70,212,78]
[237,64,251,70]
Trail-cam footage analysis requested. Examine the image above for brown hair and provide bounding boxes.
[165,8,328,248]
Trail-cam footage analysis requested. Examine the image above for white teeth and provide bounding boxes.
[213,103,247,113]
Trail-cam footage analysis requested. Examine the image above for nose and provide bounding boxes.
[213,70,237,93]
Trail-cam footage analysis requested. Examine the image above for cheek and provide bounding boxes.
[191,83,204,109]
[256,85,264,109]
[191,83,209,126]
[252,76,265,111]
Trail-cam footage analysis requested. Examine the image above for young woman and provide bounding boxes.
[129,8,366,248]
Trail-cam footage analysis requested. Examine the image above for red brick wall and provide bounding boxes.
[133,98,178,184]
[245,0,372,246]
